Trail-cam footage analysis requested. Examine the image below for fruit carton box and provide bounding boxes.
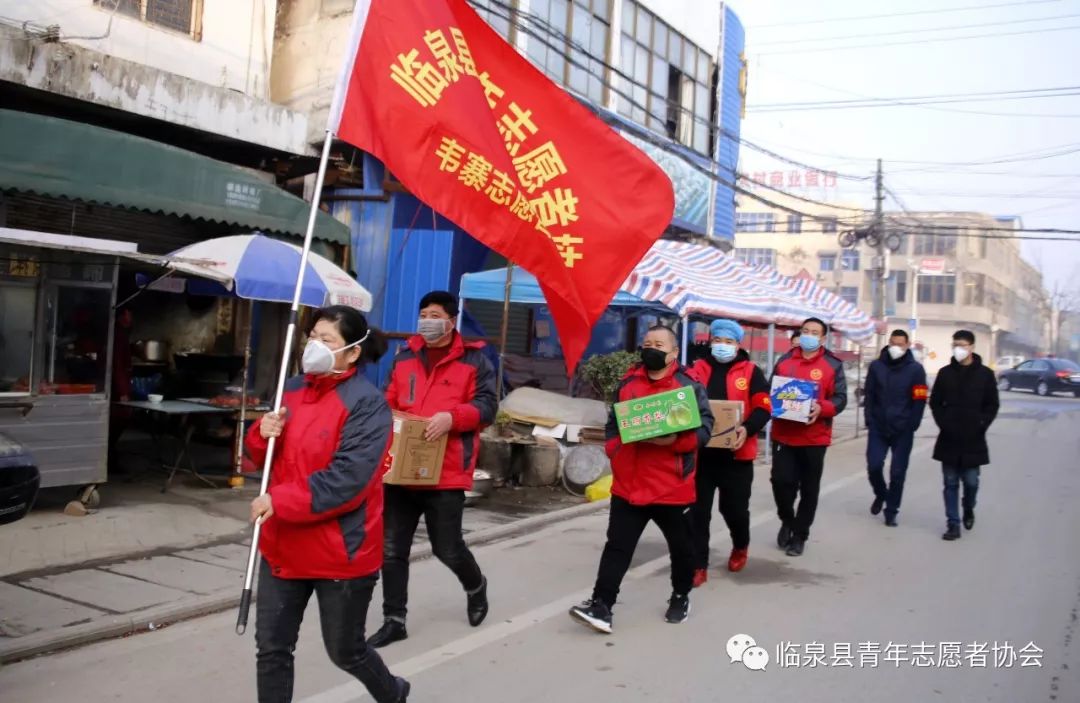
[613,386,702,444]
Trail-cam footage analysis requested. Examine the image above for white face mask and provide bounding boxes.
[952,346,971,363]
[888,345,906,360]
[302,334,366,375]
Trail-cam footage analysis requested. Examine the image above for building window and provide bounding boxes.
[821,217,838,233]
[0,283,36,395]
[913,230,957,256]
[963,272,986,307]
[894,271,907,303]
[736,248,777,268]
[917,275,956,305]
[735,212,776,233]
[616,1,712,154]
[839,286,859,306]
[472,0,513,40]
[840,249,860,271]
[819,254,836,272]
[787,214,802,234]
[96,0,202,38]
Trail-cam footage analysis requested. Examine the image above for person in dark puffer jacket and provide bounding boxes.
[864,329,928,527]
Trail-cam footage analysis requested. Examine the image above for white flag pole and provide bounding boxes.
[236,129,336,635]
[235,0,376,637]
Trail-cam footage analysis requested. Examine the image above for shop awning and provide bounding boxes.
[460,266,657,308]
[0,109,349,245]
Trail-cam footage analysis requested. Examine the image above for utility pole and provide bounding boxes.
[873,158,887,350]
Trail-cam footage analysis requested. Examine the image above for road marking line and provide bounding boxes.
[300,441,933,703]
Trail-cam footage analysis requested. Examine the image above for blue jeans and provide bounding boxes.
[942,465,980,526]
[866,429,915,517]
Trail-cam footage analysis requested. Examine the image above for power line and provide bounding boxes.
[753,65,1080,119]
[755,12,1080,47]
[750,0,1062,29]
[756,23,1080,56]
[749,87,1080,113]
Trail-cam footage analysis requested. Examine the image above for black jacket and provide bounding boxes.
[864,347,928,437]
[929,353,1000,468]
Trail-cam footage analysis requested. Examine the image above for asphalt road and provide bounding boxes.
[2,393,1077,702]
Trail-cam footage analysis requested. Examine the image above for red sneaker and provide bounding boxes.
[692,568,708,588]
[728,548,748,573]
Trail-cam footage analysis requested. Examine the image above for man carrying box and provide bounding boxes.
[570,326,713,634]
[368,291,497,649]
[686,319,772,582]
[770,317,847,557]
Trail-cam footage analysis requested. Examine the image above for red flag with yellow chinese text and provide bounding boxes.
[328,0,674,374]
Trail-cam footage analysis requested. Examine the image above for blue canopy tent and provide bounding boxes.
[459,266,655,308]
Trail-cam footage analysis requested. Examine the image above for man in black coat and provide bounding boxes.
[929,330,1000,541]
[864,329,928,527]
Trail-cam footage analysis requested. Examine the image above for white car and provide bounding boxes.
[994,355,1026,371]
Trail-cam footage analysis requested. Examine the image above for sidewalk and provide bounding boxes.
[0,470,596,664]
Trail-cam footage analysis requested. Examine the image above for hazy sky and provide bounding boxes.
[703,0,1080,293]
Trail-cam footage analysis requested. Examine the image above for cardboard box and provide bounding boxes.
[707,400,744,449]
[613,386,702,444]
[770,376,819,424]
[384,412,446,486]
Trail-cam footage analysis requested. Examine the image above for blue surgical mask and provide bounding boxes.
[711,343,738,363]
[799,335,822,353]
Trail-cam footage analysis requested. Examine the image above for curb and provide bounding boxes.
[0,498,609,664]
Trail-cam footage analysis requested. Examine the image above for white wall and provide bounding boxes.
[6,0,275,98]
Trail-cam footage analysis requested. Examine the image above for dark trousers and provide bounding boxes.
[382,485,484,622]
[690,455,754,567]
[255,560,400,703]
[942,464,981,526]
[866,429,915,517]
[593,495,695,608]
[770,443,828,541]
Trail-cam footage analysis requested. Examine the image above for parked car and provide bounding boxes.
[997,358,1080,397]
[0,432,39,525]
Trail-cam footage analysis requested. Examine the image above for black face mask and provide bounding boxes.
[640,347,672,372]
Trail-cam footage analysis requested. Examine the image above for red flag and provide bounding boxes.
[328,0,674,374]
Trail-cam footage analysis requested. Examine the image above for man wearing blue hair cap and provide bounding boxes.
[687,319,772,583]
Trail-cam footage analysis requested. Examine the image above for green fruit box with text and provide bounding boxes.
[612,386,702,443]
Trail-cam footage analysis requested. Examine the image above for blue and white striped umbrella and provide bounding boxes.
[167,234,372,311]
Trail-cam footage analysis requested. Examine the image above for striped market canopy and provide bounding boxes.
[623,240,877,343]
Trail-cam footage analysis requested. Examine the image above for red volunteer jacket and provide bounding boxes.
[770,348,848,447]
[245,368,392,580]
[604,364,714,506]
[384,333,497,491]
[687,354,772,461]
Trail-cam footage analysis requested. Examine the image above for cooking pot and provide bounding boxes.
[141,340,169,362]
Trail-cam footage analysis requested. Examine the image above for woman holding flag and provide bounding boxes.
[246,306,410,703]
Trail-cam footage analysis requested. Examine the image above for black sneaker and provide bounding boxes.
[785,538,805,557]
[569,599,613,634]
[942,523,961,541]
[467,576,489,627]
[394,677,411,702]
[664,593,690,624]
[367,619,408,649]
[963,508,975,531]
[871,496,884,515]
[777,523,792,550]
[884,514,898,527]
